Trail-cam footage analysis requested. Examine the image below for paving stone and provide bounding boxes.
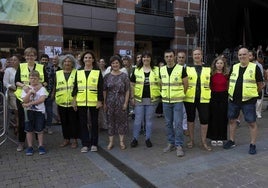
[1,102,268,187]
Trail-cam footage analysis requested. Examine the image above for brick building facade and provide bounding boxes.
[0,0,200,63]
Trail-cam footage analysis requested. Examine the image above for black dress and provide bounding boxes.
[207,73,228,140]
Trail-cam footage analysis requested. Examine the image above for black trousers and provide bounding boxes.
[77,106,99,147]
[58,106,79,140]
[16,99,26,143]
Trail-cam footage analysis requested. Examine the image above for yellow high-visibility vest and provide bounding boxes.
[160,64,185,103]
[228,62,258,101]
[76,69,100,107]
[184,66,211,103]
[55,69,76,107]
[133,66,161,102]
[14,63,44,101]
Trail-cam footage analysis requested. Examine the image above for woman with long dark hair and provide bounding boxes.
[72,50,103,153]
[130,51,161,148]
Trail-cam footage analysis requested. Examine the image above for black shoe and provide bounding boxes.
[223,140,236,149]
[145,139,152,148]
[131,139,138,148]
[249,144,257,155]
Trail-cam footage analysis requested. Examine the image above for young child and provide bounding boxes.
[22,70,48,155]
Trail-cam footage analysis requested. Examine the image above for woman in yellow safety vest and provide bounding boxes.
[184,47,211,151]
[72,50,103,153]
[14,47,48,152]
[55,54,79,149]
[130,51,161,148]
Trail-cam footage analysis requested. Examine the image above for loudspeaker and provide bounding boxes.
[183,16,198,34]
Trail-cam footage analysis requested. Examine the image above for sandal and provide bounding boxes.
[60,140,70,147]
[107,142,114,150]
[120,141,126,150]
[71,141,78,149]
[202,144,212,151]
[187,141,194,149]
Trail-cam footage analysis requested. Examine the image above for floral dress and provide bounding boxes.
[103,72,130,135]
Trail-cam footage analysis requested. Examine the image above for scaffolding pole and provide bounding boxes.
[199,0,208,63]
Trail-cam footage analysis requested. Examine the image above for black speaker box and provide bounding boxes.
[183,16,198,34]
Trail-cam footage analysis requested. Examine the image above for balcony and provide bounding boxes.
[135,7,173,17]
[63,0,116,9]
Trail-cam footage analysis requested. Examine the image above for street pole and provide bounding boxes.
[186,0,190,64]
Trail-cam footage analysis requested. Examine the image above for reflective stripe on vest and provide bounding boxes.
[228,62,258,101]
[14,63,44,101]
[133,66,161,102]
[55,69,76,107]
[76,69,100,106]
[184,66,211,103]
[160,64,185,103]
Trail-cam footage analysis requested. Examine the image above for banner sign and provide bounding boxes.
[0,0,38,26]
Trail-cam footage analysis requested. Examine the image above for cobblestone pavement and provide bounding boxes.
[1,104,268,188]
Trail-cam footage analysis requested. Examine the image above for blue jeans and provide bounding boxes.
[133,104,156,140]
[162,102,184,147]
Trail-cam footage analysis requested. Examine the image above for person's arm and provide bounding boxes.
[51,76,56,99]
[15,66,30,92]
[22,87,47,107]
[123,76,130,111]
[96,71,103,109]
[103,90,107,111]
[129,69,136,105]
[23,94,46,107]
[3,69,15,91]
[103,75,107,111]
[72,72,78,111]
[22,89,32,104]
[124,89,130,111]
[182,66,188,94]
[42,65,48,87]
[15,66,23,87]
[256,65,264,93]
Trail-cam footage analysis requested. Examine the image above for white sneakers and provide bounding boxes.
[80,145,98,153]
[80,146,89,153]
[211,140,223,146]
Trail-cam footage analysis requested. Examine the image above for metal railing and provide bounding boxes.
[0,91,8,145]
[135,7,173,17]
[63,0,173,17]
[63,0,116,9]
[0,90,17,146]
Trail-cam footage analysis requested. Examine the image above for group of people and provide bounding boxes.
[0,45,263,157]
[129,47,263,157]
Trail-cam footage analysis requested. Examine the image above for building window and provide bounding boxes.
[136,0,173,17]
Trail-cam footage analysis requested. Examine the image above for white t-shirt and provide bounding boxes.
[21,86,48,114]
[104,66,128,76]
[3,67,16,89]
